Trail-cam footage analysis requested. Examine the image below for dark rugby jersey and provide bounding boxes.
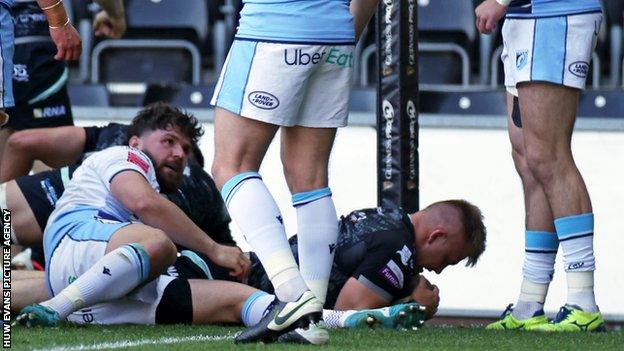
[247,207,417,308]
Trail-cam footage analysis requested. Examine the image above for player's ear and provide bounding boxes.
[128,135,140,148]
[427,229,446,244]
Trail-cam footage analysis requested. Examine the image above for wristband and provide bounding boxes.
[496,0,511,6]
[49,17,70,29]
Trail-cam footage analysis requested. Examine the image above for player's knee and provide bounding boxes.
[143,229,177,268]
[282,163,328,192]
[524,147,557,187]
[6,131,36,153]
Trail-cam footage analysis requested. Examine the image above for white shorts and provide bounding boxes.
[48,234,176,325]
[501,12,602,93]
[211,39,354,128]
[44,208,176,325]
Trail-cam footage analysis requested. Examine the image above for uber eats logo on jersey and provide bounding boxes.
[284,48,354,67]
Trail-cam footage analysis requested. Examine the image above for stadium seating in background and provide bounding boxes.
[91,0,207,88]
[417,0,476,86]
[143,83,215,108]
[420,89,507,115]
[67,84,110,106]
[577,89,624,118]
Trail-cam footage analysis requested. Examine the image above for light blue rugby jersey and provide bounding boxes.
[507,0,602,18]
[236,0,355,44]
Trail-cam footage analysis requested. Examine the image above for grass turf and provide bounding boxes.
[10,324,624,351]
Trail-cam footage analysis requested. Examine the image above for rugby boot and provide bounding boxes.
[343,302,427,330]
[486,304,549,330]
[234,290,323,344]
[14,304,60,327]
[532,304,605,332]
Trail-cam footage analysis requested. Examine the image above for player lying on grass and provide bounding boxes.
[12,195,485,333]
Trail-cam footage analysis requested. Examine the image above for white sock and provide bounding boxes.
[293,188,338,304]
[322,309,354,329]
[555,213,598,312]
[513,279,548,320]
[240,291,275,327]
[513,230,558,319]
[41,244,149,319]
[222,172,307,302]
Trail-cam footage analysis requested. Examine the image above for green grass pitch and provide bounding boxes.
[10,324,624,350]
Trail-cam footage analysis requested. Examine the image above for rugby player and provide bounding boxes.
[14,102,251,328]
[476,0,604,332]
[210,0,380,344]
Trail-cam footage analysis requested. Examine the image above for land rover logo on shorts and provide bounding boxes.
[516,50,528,71]
[248,91,279,110]
[568,61,589,78]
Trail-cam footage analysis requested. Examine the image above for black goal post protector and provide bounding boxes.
[376,0,419,212]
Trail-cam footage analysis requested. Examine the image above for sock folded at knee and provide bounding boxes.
[293,187,338,304]
[223,172,306,302]
[522,230,558,285]
[42,243,150,319]
[555,213,595,272]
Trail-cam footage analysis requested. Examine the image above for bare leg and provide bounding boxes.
[518,83,591,217]
[0,126,86,182]
[518,82,597,313]
[189,279,258,325]
[11,272,48,313]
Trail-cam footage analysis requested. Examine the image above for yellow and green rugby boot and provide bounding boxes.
[532,305,605,332]
[486,304,549,330]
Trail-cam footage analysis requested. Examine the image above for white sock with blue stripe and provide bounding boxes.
[555,213,598,312]
[42,243,149,319]
[222,172,307,302]
[240,291,275,327]
[513,231,558,320]
[293,187,338,304]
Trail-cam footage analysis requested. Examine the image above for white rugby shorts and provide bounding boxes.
[501,12,602,94]
[211,40,354,128]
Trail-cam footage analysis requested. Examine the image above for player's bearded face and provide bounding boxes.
[140,128,191,194]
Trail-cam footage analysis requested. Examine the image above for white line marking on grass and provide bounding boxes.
[35,333,235,351]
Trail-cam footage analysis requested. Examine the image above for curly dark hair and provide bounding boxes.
[126,102,203,144]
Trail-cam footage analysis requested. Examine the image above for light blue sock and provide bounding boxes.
[241,291,275,326]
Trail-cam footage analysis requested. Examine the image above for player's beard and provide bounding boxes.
[143,149,184,194]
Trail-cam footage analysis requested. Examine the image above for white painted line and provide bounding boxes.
[35,333,235,351]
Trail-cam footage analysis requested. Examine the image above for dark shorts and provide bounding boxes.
[15,165,77,231]
[4,85,73,130]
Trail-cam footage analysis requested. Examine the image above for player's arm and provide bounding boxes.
[334,277,390,310]
[0,126,87,182]
[475,0,509,34]
[110,171,250,278]
[397,275,440,319]
[350,0,380,41]
[93,0,126,39]
[35,0,81,60]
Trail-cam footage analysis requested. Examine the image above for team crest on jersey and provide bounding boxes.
[127,151,150,173]
[516,50,528,71]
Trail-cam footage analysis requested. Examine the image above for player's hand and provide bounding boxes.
[475,0,507,35]
[93,10,126,39]
[410,275,440,319]
[49,23,82,61]
[209,244,251,279]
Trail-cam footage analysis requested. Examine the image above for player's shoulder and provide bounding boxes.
[88,146,153,170]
